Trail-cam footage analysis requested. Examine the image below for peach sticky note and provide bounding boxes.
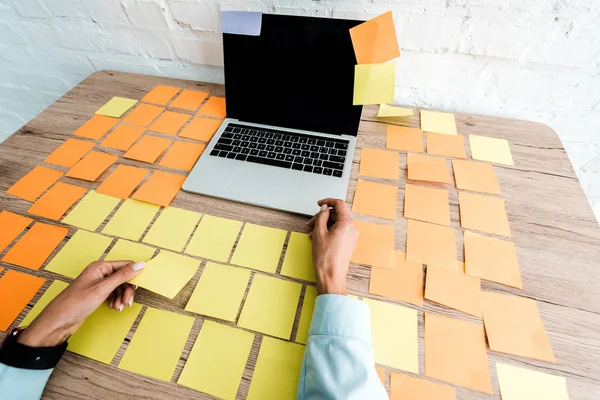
[369,250,423,306]
[96,164,149,199]
[73,115,119,140]
[496,363,569,400]
[179,116,222,142]
[0,211,32,253]
[425,266,481,317]
[349,11,400,65]
[131,170,185,207]
[123,135,172,163]
[27,182,87,221]
[198,96,226,119]
[420,110,457,136]
[469,134,514,165]
[407,153,452,184]
[406,219,457,270]
[481,291,555,362]
[45,138,95,167]
[280,232,316,283]
[352,220,395,269]
[158,141,205,171]
[170,89,208,111]
[404,183,450,226]
[359,148,400,180]
[185,215,242,263]
[425,313,492,393]
[452,159,501,195]
[2,222,69,270]
[391,374,455,400]
[386,125,423,152]
[230,223,287,274]
[353,62,396,105]
[123,103,164,127]
[426,132,466,159]
[100,124,145,151]
[296,286,317,345]
[141,85,180,105]
[458,191,511,237]
[148,110,191,136]
[7,166,63,201]
[95,96,137,118]
[352,179,398,221]
[66,151,118,181]
[0,270,45,331]
[376,367,386,386]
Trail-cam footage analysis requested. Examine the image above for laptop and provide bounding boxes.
[183,13,363,216]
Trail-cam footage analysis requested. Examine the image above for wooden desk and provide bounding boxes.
[1,71,599,400]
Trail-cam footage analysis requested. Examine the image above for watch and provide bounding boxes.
[0,328,67,370]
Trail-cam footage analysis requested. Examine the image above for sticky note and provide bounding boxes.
[452,159,501,195]
[351,220,395,269]
[148,110,191,136]
[352,179,398,220]
[496,363,569,400]
[27,182,87,221]
[179,116,222,142]
[404,183,450,226]
[158,141,205,171]
[104,239,156,262]
[2,222,69,270]
[407,153,452,184]
[0,270,45,331]
[99,124,145,151]
[296,286,317,344]
[0,211,32,253]
[141,85,180,105]
[221,11,263,36]
[119,307,194,381]
[369,250,423,306]
[280,232,316,282]
[390,374,456,400]
[123,134,172,163]
[424,313,492,393]
[131,170,185,207]
[420,110,457,135]
[425,266,481,317]
[142,207,201,252]
[45,138,95,167]
[359,148,400,180]
[185,262,251,322]
[129,250,200,299]
[62,190,121,231]
[123,103,164,127]
[364,298,418,373]
[178,321,254,400]
[238,274,301,339]
[376,367,386,385]
[96,164,149,199]
[73,115,119,140]
[69,302,142,364]
[353,62,396,105]
[458,191,511,237]
[170,89,208,111]
[65,151,118,181]
[482,291,554,362]
[386,125,423,152]
[426,132,466,159]
[230,223,287,273]
[406,219,456,270]
[19,280,69,328]
[185,215,242,262]
[464,230,522,289]
[469,134,514,165]
[378,104,414,118]
[45,230,113,279]
[247,337,305,400]
[198,96,226,119]
[349,11,400,64]
[102,199,160,241]
[95,96,137,118]
[7,165,63,201]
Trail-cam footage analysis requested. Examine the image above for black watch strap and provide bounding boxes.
[0,328,67,370]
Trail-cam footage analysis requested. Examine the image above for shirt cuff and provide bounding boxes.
[308,294,371,342]
[0,329,67,370]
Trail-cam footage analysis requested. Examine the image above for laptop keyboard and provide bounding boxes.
[208,123,349,178]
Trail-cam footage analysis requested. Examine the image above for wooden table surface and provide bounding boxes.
[0,71,599,400]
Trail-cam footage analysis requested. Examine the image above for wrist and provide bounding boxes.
[17,321,71,348]
[316,269,347,295]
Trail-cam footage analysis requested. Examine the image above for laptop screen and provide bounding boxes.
[223,14,363,137]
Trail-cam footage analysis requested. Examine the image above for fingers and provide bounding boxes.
[96,260,136,278]
[313,204,331,236]
[111,286,124,311]
[100,261,145,296]
[121,284,136,308]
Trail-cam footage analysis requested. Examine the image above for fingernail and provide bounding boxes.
[133,285,138,290]
[132,261,145,271]
[118,304,123,312]
[128,297,133,307]
[320,204,327,211]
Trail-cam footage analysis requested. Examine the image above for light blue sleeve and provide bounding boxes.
[296,294,388,400]
[0,363,53,399]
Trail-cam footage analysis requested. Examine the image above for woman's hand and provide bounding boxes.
[307,198,359,295]
[17,260,145,348]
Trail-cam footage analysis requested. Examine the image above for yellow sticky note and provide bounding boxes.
[378,104,414,118]
[296,286,317,344]
[68,302,142,364]
[230,223,287,273]
[62,190,121,231]
[104,239,156,262]
[178,321,254,400]
[185,215,242,262]
[238,274,301,340]
[119,307,194,381]
[19,280,69,327]
[142,207,201,252]
[364,298,418,373]
[353,62,396,106]
[45,230,113,279]
[280,232,315,282]
[247,337,305,400]
[496,363,569,400]
[95,96,138,118]
[102,199,160,241]
[129,250,200,299]
[185,262,251,322]
[420,110,457,135]
[469,134,514,165]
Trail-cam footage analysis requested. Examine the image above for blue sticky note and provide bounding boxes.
[221,11,262,36]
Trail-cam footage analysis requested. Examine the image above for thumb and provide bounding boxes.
[314,204,330,236]
[102,261,145,292]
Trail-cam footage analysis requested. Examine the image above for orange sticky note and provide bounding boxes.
[159,141,205,171]
[425,266,481,317]
[386,125,423,152]
[349,11,400,65]
[66,151,118,182]
[2,222,69,270]
[131,170,185,207]
[142,85,180,105]
[45,138,95,168]
[123,103,164,127]
[352,179,398,221]
[27,182,87,221]
[369,250,423,306]
[100,124,145,151]
[390,373,456,400]
[73,115,119,140]
[426,133,466,159]
[0,270,45,331]
[179,116,222,142]
[404,183,450,226]
[124,135,172,164]
[96,165,149,199]
[148,111,191,136]
[406,219,456,269]
[7,166,63,202]
[425,313,492,394]
[351,220,395,269]
[198,97,226,119]
[458,191,511,237]
[481,291,555,363]
[0,211,33,253]
[359,148,400,180]
[407,153,452,184]
[376,367,386,386]
[170,89,208,111]
[452,160,501,195]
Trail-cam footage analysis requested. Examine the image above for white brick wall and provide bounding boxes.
[0,0,599,221]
